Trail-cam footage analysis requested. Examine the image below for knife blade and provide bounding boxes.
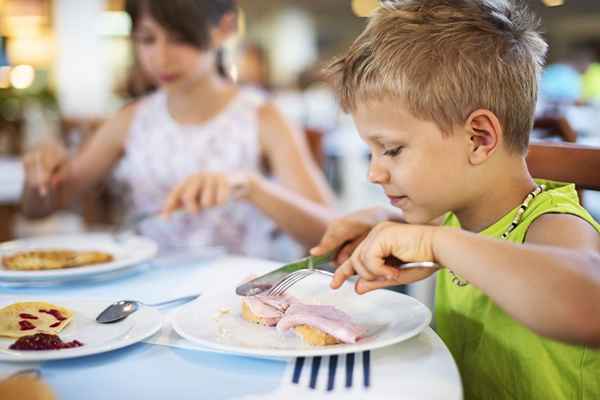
[235,252,334,297]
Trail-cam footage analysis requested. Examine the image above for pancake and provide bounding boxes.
[2,250,113,271]
[0,301,74,338]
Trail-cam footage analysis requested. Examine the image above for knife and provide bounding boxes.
[235,252,334,297]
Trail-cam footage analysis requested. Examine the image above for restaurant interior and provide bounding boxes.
[0,1,599,399]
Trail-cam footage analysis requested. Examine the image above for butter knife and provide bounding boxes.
[235,253,441,297]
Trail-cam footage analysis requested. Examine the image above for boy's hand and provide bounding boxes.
[162,171,251,218]
[331,222,439,294]
[23,140,70,196]
[310,207,390,265]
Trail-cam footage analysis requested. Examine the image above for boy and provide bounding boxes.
[311,1,600,399]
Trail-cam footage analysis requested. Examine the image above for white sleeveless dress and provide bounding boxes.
[113,88,301,260]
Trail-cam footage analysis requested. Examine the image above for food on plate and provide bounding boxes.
[241,294,298,326]
[0,371,56,400]
[240,295,366,346]
[277,304,366,345]
[0,301,74,338]
[9,333,83,351]
[2,249,113,271]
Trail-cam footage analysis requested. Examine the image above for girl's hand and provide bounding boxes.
[310,207,390,265]
[23,140,70,196]
[161,171,252,217]
[331,221,439,294]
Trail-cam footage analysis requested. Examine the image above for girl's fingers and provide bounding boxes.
[182,180,202,213]
[162,183,185,218]
[216,177,230,206]
[200,177,220,208]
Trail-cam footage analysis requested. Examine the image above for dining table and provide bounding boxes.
[0,252,463,400]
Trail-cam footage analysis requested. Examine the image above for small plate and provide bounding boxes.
[172,273,431,358]
[0,233,158,284]
[0,299,162,362]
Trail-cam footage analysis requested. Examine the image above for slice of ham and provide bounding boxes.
[241,294,299,326]
[276,304,366,344]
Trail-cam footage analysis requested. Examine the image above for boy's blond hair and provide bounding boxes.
[327,0,547,154]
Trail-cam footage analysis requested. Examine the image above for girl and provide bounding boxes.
[22,0,333,259]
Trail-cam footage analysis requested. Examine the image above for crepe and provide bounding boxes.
[0,301,74,338]
[2,250,113,271]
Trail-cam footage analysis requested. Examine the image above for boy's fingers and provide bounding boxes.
[335,232,368,265]
[349,252,377,281]
[355,278,400,294]
[330,258,356,289]
[310,232,339,256]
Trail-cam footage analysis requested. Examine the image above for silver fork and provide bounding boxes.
[267,260,440,296]
[267,268,333,296]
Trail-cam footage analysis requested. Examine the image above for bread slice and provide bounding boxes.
[241,302,273,326]
[242,301,341,346]
[294,324,341,346]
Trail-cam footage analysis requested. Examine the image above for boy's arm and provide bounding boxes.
[432,214,600,347]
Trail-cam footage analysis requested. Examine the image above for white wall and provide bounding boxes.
[53,0,111,117]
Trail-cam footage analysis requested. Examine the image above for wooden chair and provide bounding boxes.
[533,115,577,143]
[526,141,600,192]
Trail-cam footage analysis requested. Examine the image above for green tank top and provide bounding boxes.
[435,180,600,400]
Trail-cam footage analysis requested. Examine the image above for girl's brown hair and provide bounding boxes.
[122,0,237,98]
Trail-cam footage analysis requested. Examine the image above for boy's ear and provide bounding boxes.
[211,12,238,47]
[464,109,502,165]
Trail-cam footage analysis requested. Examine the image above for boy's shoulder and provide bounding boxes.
[443,180,600,240]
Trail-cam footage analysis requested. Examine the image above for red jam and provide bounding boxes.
[19,313,38,320]
[39,309,67,321]
[9,333,83,351]
[49,321,61,328]
[19,320,36,331]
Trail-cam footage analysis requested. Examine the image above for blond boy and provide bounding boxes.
[311,1,600,399]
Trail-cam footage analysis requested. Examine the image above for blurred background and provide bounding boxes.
[0,0,599,245]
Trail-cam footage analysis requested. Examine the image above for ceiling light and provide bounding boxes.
[10,64,35,89]
[352,0,380,17]
[542,0,565,7]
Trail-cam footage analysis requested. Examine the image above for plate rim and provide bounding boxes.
[171,288,432,358]
[0,299,163,362]
[0,233,158,283]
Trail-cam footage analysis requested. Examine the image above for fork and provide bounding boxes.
[267,260,440,296]
[267,268,334,296]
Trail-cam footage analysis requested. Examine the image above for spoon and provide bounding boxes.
[96,293,201,323]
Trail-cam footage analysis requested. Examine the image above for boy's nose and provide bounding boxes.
[367,162,390,184]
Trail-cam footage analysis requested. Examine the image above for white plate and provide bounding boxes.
[0,233,158,284]
[172,273,431,358]
[0,299,162,362]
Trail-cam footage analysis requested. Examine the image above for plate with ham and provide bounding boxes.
[172,273,431,358]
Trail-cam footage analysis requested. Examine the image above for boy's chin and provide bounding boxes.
[401,209,436,225]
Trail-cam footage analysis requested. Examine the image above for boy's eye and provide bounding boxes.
[135,33,155,45]
[382,146,403,157]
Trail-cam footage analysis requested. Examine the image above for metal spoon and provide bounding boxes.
[96,293,201,324]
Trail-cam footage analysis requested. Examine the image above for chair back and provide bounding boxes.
[527,141,600,191]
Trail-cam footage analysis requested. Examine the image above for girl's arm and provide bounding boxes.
[21,103,138,218]
[248,102,337,247]
[432,214,600,347]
